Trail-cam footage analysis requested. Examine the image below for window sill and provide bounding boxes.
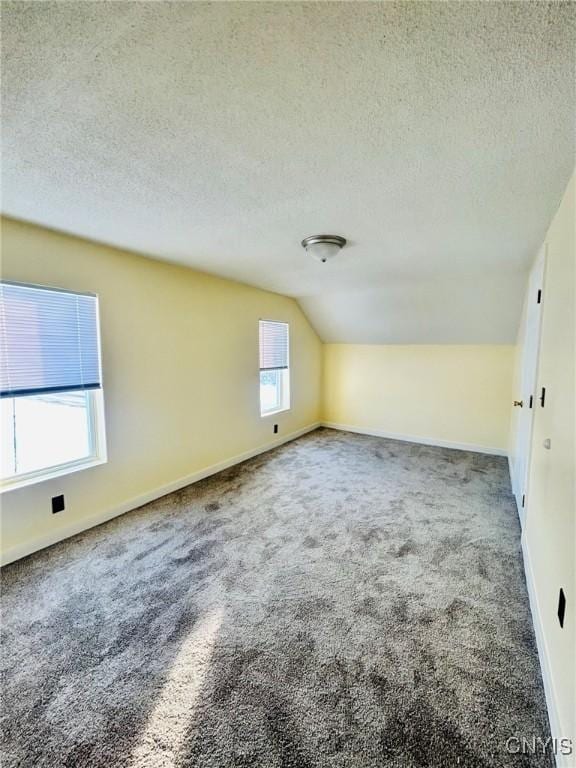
[0,455,107,494]
[260,407,291,418]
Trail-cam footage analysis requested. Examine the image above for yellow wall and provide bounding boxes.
[0,218,322,563]
[522,172,575,745]
[323,344,514,453]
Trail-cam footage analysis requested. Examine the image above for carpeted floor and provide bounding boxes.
[1,428,551,767]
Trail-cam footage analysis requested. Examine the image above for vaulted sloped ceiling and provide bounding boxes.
[2,1,575,343]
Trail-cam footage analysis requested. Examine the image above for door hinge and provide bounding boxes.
[529,395,533,408]
[537,289,542,304]
[540,387,546,407]
[522,494,525,508]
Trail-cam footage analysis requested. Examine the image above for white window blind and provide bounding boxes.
[0,282,102,399]
[259,320,289,371]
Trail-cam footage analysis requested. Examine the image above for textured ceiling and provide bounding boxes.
[2,1,575,343]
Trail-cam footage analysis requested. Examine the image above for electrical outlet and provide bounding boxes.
[52,494,65,514]
[558,588,566,628]
[273,424,279,434]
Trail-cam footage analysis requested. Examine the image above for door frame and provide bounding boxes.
[511,245,547,527]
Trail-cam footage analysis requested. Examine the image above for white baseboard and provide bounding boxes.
[522,536,573,768]
[321,422,507,456]
[0,422,320,567]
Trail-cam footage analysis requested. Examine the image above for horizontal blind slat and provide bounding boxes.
[0,282,102,399]
[259,320,289,370]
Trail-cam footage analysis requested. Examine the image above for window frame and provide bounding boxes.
[259,319,291,418]
[260,368,291,418]
[0,389,107,494]
[0,281,107,494]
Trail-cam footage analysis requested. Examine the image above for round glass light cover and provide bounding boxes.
[307,241,342,262]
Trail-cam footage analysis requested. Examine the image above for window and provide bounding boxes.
[259,320,290,416]
[0,282,106,491]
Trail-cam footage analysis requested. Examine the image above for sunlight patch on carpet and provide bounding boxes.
[130,606,224,767]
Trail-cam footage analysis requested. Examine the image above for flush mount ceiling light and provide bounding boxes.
[301,234,346,263]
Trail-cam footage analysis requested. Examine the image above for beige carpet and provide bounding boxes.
[1,428,551,767]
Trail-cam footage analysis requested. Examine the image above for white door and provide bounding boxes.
[512,247,546,526]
